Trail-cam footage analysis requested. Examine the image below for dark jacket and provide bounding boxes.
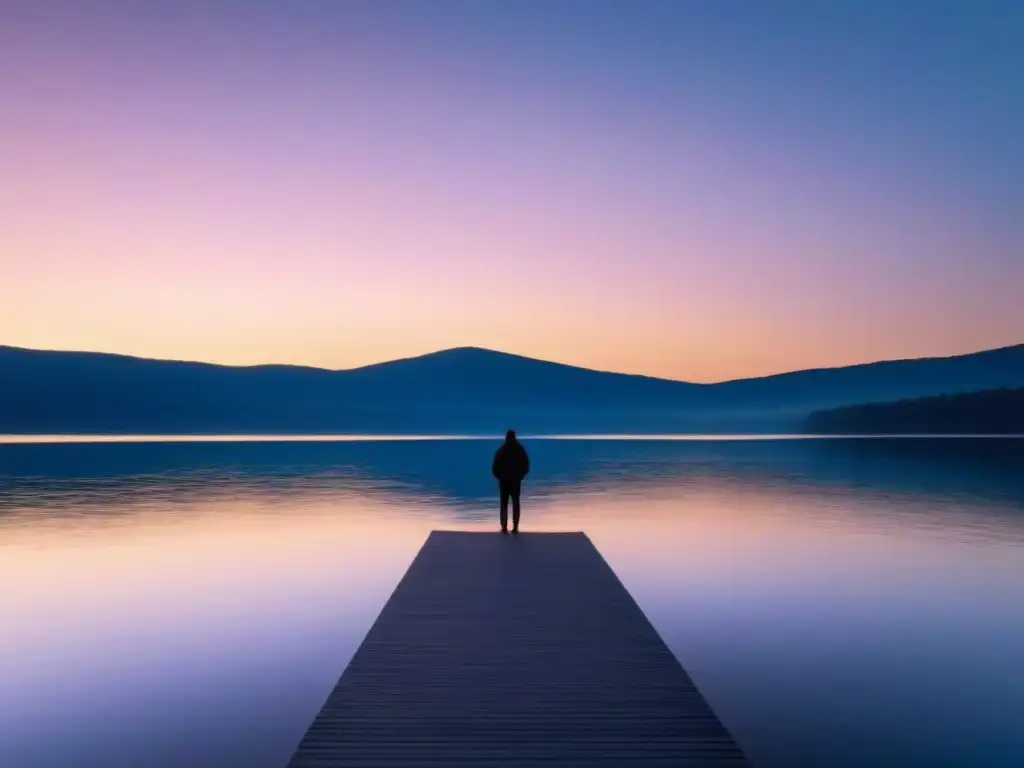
[492,439,530,485]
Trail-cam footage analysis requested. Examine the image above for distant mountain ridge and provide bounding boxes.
[1,343,1022,434]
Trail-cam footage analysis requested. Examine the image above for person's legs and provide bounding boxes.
[499,485,510,532]
[511,482,522,532]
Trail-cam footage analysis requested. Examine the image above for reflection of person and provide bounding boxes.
[491,429,530,534]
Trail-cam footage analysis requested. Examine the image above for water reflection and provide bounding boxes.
[1,437,1022,767]
[3,438,1022,536]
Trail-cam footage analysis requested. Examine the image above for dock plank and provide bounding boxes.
[287,531,749,766]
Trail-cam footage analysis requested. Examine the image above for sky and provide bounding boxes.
[1,0,1021,382]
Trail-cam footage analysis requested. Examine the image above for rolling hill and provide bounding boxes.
[1,343,1022,434]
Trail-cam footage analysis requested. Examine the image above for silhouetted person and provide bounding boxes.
[492,429,530,534]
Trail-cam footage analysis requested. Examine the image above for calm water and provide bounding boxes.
[2,436,1023,767]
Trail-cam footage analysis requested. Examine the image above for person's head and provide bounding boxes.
[505,429,516,442]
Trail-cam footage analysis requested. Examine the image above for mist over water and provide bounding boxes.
[2,437,1022,767]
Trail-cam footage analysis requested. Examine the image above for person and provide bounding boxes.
[492,429,530,534]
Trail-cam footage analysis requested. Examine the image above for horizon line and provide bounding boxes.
[3,433,1023,446]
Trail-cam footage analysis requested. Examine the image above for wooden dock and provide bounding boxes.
[287,531,749,766]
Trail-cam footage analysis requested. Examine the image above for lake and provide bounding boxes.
[1,436,1023,767]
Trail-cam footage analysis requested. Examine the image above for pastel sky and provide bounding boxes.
[2,1,1021,382]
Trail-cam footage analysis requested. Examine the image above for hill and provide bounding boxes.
[805,387,1024,434]
[1,343,1022,433]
